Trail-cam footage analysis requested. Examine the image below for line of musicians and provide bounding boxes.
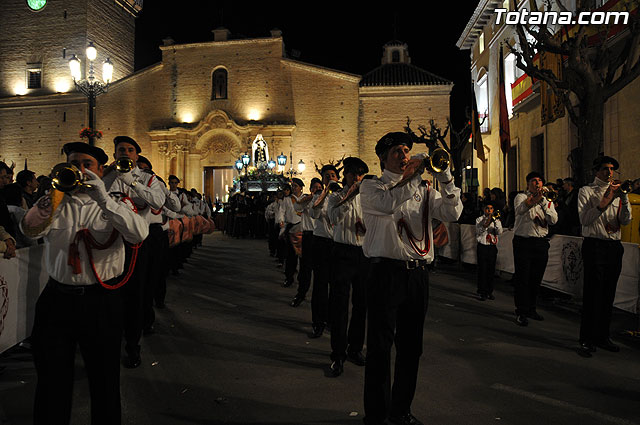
[21,136,213,425]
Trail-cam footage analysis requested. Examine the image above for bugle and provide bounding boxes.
[335,182,361,207]
[50,163,91,192]
[491,210,501,222]
[391,148,451,189]
[614,179,634,195]
[541,187,558,202]
[115,157,134,173]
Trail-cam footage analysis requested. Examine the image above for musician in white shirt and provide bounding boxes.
[22,142,148,425]
[359,132,462,425]
[475,202,503,301]
[512,171,558,327]
[326,156,369,377]
[577,155,632,356]
[282,178,304,287]
[103,136,166,369]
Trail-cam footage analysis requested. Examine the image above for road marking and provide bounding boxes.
[491,383,638,425]
[192,292,237,308]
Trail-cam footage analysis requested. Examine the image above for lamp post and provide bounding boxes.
[284,152,305,178]
[68,42,113,146]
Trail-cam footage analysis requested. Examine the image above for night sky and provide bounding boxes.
[134,3,478,130]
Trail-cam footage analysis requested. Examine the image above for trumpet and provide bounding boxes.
[423,147,451,174]
[335,182,361,207]
[541,187,558,202]
[391,148,451,189]
[491,210,501,222]
[327,181,342,193]
[613,179,634,194]
[115,157,134,173]
[50,163,92,192]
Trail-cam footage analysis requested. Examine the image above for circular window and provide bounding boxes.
[26,0,47,11]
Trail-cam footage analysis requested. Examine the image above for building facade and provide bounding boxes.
[457,0,640,195]
[0,0,452,202]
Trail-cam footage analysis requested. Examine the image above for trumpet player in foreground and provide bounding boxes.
[475,201,503,301]
[21,142,148,425]
[512,171,558,327]
[577,156,632,357]
[359,132,461,425]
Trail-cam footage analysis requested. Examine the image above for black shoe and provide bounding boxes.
[477,293,486,301]
[527,311,545,321]
[143,326,155,336]
[387,413,424,425]
[347,350,366,366]
[309,324,325,339]
[329,359,344,377]
[516,314,529,327]
[577,341,596,358]
[122,354,141,369]
[486,294,495,300]
[289,295,304,307]
[595,339,620,352]
[282,280,293,288]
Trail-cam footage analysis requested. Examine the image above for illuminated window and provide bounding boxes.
[477,74,489,133]
[27,64,42,89]
[479,32,485,54]
[212,68,228,100]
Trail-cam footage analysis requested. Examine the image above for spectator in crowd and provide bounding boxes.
[0,161,12,189]
[631,178,640,195]
[458,192,478,224]
[3,182,34,248]
[16,169,39,208]
[490,187,506,214]
[557,177,580,236]
[479,187,491,210]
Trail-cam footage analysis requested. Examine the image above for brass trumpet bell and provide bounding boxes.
[423,148,450,174]
[618,179,633,194]
[492,211,501,221]
[542,187,558,202]
[51,163,88,192]
[115,157,134,173]
[328,181,342,193]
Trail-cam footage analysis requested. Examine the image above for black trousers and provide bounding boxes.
[267,219,277,255]
[143,224,165,330]
[122,237,150,357]
[476,243,497,296]
[512,235,549,316]
[329,243,368,361]
[311,235,333,327]
[284,227,298,284]
[296,231,314,298]
[32,280,123,425]
[364,259,429,423]
[580,237,624,344]
[154,229,170,307]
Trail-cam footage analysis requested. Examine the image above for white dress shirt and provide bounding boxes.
[295,195,316,232]
[475,215,503,245]
[513,192,558,238]
[104,167,166,225]
[360,169,462,262]
[21,192,149,285]
[578,177,632,240]
[327,186,365,247]
[310,192,334,239]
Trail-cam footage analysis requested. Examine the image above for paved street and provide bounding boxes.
[1,231,639,425]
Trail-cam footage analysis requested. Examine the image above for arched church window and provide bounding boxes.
[212,68,228,100]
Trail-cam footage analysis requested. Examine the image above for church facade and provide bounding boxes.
[0,0,452,202]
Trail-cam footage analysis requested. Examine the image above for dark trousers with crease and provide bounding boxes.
[143,224,164,330]
[311,235,333,327]
[580,237,624,344]
[32,281,123,425]
[284,227,298,284]
[364,260,429,423]
[512,235,549,316]
[122,237,149,357]
[296,231,314,298]
[476,243,497,296]
[329,242,368,361]
[154,229,170,307]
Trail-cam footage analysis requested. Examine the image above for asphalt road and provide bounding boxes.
[1,232,639,425]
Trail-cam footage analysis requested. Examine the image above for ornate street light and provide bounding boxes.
[241,153,251,167]
[283,152,305,178]
[267,159,276,170]
[68,42,113,146]
[234,159,244,172]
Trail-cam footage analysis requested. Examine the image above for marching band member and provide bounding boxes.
[577,156,632,356]
[309,164,340,338]
[326,156,369,377]
[360,132,462,425]
[475,201,502,301]
[281,178,304,288]
[22,142,148,425]
[103,136,166,369]
[265,194,279,257]
[512,171,558,327]
[289,177,322,307]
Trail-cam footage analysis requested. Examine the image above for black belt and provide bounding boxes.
[370,257,427,270]
[583,237,622,245]
[47,278,102,296]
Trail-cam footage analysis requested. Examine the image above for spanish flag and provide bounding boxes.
[471,84,486,162]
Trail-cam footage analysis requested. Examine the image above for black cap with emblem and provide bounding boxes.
[63,142,109,165]
[375,132,414,158]
[113,135,142,153]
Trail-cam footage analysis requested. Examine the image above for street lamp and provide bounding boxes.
[68,42,113,145]
[283,152,305,178]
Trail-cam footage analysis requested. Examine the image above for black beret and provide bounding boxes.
[320,164,339,177]
[137,155,153,171]
[168,175,180,183]
[592,155,619,171]
[291,177,304,188]
[310,177,322,187]
[63,142,109,165]
[342,157,369,175]
[375,132,414,157]
[526,171,545,183]
[113,136,141,153]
